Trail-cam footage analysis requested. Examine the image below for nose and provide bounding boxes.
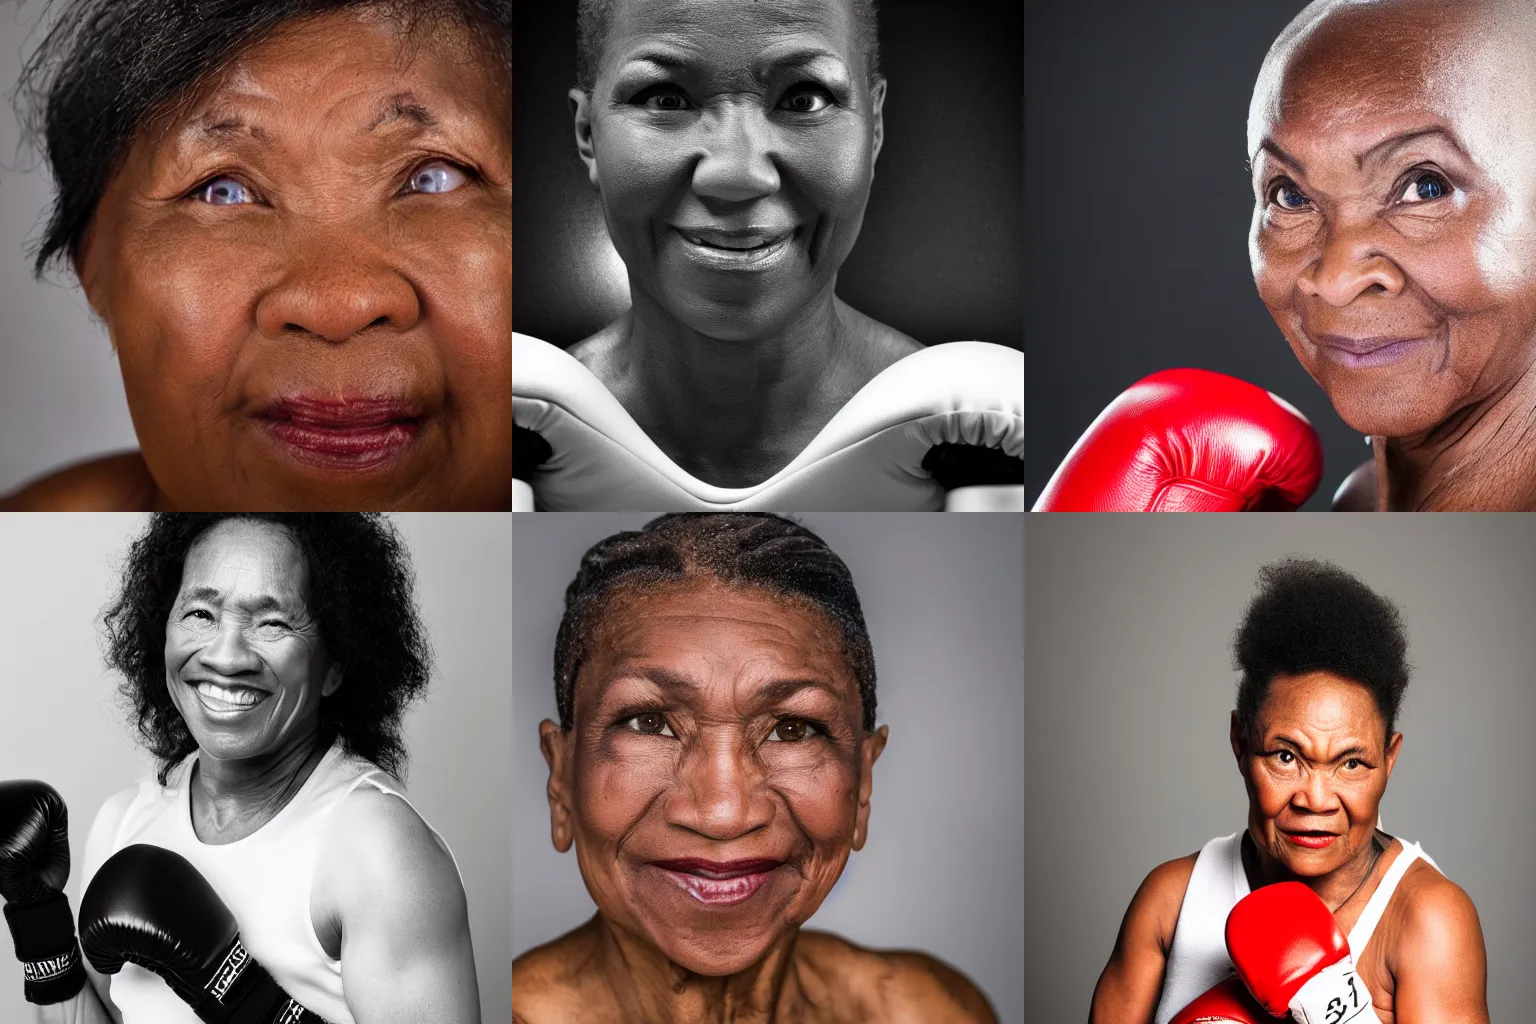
[196,617,262,677]
[691,100,781,203]
[666,731,774,841]
[1297,218,1406,307]
[255,228,422,344]
[1290,764,1340,816]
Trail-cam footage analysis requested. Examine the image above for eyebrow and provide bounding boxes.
[184,92,443,150]
[181,586,290,615]
[612,666,845,706]
[754,47,850,76]
[1270,735,1369,761]
[1257,126,1466,176]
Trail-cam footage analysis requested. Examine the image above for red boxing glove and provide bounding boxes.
[1169,977,1270,1023]
[1226,882,1380,1024]
[1033,368,1323,511]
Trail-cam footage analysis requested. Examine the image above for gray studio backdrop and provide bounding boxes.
[511,513,1025,1024]
[0,3,137,494]
[0,513,511,1022]
[1026,515,1536,1022]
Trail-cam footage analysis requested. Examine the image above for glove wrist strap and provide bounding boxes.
[194,936,330,1024]
[3,892,88,1004]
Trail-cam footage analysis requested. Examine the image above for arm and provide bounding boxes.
[1089,856,1194,1024]
[1390,879,1489,1024]
[29,787,134,1024]
[322,788,480,1024]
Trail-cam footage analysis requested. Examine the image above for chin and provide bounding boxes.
[660,931,777,977]
[1319,377,1458,439]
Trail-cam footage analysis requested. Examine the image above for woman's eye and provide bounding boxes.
[1269,180,1311,211]
[768,719,814,742]
[779,85,833,114]
[632,85,693,112]
[1275,750,1296,765]
[1344,758,1365,770]
[405,161,470,196]
[194,176,255,206]
[1399,171,1451,204]
[184,609,214,623]
[623,712,674,737]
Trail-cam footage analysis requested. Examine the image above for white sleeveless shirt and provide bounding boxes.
[81,741,442,1024]
[1152,831,1438,1024]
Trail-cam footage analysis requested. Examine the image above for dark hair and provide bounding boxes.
[575,0,882,93]
[11,0,510,281]
[554,513,877,732]
[1233,558,1410,743]
[102,513,432,784]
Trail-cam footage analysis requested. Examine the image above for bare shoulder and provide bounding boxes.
[1332,457,1377,511]
[1391,860,1485,963]
[323,785,460,903]
[512,920,603,1022]
[1128,854,1199,947]
[834,299,926,369]
[0,451,156,511]
[795,930,998,1024]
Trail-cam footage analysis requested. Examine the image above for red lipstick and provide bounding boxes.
[649,858,784,907]
[1282,830,1339,850]
[257,395,421,471]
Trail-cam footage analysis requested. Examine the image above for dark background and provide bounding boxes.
[513,0,1023,352]
[1024,0,1363,510]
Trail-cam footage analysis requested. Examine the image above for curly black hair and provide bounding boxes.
[10,0,510,281]
[103,513,432,784]
[1233,557,1410,744]
[554,513,877,733]
[574,0,882,93]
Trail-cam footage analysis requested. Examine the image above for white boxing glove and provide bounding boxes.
[512,333,1022,511]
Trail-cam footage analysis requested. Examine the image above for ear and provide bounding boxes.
[1383,731,1403,778]
[1230,710,1250,778]
[868,77,886,168]
[539,719,576,853]
[569,87,599,187]
[320,661,343,698]
[851,724,889,851]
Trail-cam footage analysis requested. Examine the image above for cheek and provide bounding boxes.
[769,752,858,844]
[574,748,671,838]
[1249,769,1295,819]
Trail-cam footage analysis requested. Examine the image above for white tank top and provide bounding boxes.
[82,741,441,1024]
[1152,830,1437,1024]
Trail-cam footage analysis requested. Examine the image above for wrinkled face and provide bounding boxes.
[547,582,883,975]
[165,519,341,764]
[576,0,883,341]
[80,10,512,510]
[1247,0,1536,438]
[1235,671,1400,879]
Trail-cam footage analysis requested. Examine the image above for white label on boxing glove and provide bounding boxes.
[1289,958,1382,1024]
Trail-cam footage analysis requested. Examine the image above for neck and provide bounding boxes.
[1245,829,1384,914]
[1376,354,1536,510]
[594,913,804,1024]
[189,727,329,841]
[616,281,872,486]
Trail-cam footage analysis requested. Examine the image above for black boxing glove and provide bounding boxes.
[80,844,329,1024]
[0,780,88,1004]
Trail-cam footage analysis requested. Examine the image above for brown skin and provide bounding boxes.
[1090,671,1488,1024]
[513,581,996,1024]
[1248,0,1536,509]
[2,8,511,511]
[565,0,922,488]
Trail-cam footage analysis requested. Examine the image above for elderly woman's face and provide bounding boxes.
[164,519,340,765]
[575,0,884,342]
[1235,671,1400,879]
[550,583,884,975]
[1247,1,1536,438]
[78,10,511,510]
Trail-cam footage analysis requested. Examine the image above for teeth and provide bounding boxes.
[196,682,264,708]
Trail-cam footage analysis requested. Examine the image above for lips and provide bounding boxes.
[1311,332,1436,370]
[649,857,784,907]
[671,225,798,272]
[1281,830,1339,850]
[192,680,269,715]
[256,395,422,471]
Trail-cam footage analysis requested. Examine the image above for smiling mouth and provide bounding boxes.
[649,858,783,906]
[192,681,269,714]
[1281,829,1339,849]
[671,227,796,269]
